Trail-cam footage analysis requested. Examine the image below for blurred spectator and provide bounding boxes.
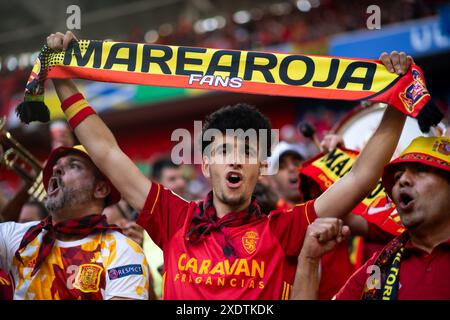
[151,157,188,198]
[18,201,48,223]
[50,120,75,149]
[267,141,306,209]
[103,199,142,245]
[143,156,192,299]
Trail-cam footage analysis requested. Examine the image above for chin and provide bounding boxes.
[222,193,247,207]
[400,216,423,230]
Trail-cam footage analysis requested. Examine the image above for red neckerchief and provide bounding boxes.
[15,214,121,276]
[185,191,265,258]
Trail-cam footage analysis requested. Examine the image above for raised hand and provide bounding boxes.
[299,217,351,261]
[47,31,78,52]
[379,51,414,75]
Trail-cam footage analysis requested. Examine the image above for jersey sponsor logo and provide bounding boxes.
[73,264,103,293]
[175,254,266,289]
[242,231,259,255]
[108,264,143,280]
[177,254,264,277]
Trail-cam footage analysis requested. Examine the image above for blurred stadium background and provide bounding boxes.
[1,0,450,196]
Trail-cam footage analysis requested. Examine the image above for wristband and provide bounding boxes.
[61,93,96,129]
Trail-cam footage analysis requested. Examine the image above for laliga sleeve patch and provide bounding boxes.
[108,264,143,280]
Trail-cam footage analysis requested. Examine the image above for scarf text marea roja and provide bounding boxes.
[16,39,431,124]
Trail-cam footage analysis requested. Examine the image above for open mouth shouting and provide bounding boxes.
[288,176,299,189]
[47,176,61,197]
[226,171,243,189]
[398,189,415,212]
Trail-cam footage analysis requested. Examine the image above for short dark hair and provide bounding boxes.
[151,157,179,181]
[25,201,49,219]
[201,103,273,156]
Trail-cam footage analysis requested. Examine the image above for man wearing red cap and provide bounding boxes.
[292,136,450,300]
[0,145,150,300]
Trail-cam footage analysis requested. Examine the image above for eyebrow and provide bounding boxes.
[58,156,88,167]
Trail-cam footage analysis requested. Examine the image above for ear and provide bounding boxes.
[201,156,210,178]
[94,180,111,201]
[259,159,270,176]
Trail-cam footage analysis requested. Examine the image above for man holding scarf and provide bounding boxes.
[291,136,450,300]
[0,145,150,300]
[43,30,438,299]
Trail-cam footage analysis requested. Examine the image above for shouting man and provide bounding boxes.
[0,145,150,299]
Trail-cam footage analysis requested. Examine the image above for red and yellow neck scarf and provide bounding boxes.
[17,40,431,123]
[15,214,121,276]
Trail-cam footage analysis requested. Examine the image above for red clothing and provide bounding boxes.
[275,198,291,212]
[335,237,450,300]
[319,242,355,299]
[136,183,317,300]
[276,198,354,300]
[0,268,13,300]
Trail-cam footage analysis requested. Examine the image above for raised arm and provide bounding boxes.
[290,218,350,300]
[48,32,150,211]
[314,51,411,218]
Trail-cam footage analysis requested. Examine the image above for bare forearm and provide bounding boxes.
[315,105,406,218]
[52,79,151,211]
[290,257,320,300]
[52,79,120,164]
[351,105,406,191]
[52,79,80,101]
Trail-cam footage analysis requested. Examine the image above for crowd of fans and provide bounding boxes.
[129,0,435,50]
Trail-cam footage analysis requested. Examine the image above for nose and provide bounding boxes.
[397,168,413,188]
[52,160,64,177]
[229,160,243,169]
[227,146,244,167]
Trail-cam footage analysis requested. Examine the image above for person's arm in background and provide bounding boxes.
[290,217,351,300]
[314,52,411,219]
[47,31,150,212]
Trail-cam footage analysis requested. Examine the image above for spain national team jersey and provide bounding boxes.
[0,221,150,300]
[136,183,317,300]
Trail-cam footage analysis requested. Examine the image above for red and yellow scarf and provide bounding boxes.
[15,214,121,276]
[17,40,431,124]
